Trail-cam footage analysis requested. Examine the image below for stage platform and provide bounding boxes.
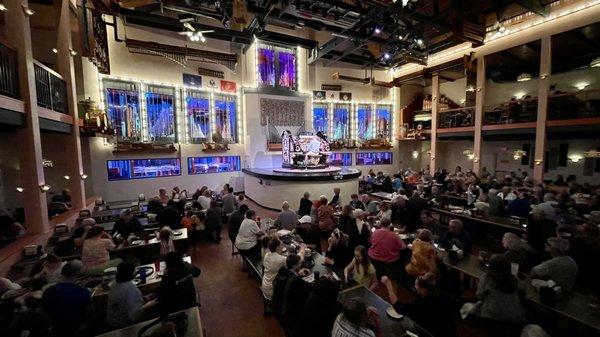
[242,167,362,210]
[272,166,341,173]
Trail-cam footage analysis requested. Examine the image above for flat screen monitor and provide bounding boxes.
[187,156,241,175]
[107,158,181,180]
[356,152,393,166]
[329,153,352,166]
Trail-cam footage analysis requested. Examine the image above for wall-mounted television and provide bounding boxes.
[107,158,181,181]
[356,152,393,166]
[329,153,352,166]
[188,156,241,175]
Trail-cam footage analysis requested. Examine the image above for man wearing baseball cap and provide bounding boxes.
[294,215,321,253]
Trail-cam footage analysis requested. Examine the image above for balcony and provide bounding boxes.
[484,97,538,126]
[548,89,600,121]
[0,42,20,100]
[33,61,68,114]
[438,107,475,129]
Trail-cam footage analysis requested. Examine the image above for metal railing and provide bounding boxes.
[548,89,600,120]
[438,106,475,128]
[0,42,20,99]
[33,61,68,114]
[484,97,538,125]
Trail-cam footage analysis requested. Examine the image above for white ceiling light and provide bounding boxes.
[590,56,600,68]
[517,73,532,82]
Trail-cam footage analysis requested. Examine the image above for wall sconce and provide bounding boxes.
[42,159,53,168]
[514,92,526,100]
[80,173,88,180]
[466,86,476,93]
[21,5,34,16]
[52,48,58,54]
[583,150,600,158]
[517,73,532,82]
[412,150,419,159]
[16,187,24,193]
[69,49,77,56]
[463,149,474,160]
[513,150,526,160]
[473,158,479,163]
[574,82,589,91]
[64,175,70,180]
[476,87,482,92]
[568,155,583,163]
[534,159,543,165]
[39,184,51,193]
[0,4,7,11]
[540,74,548,80]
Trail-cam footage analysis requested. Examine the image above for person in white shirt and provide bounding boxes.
[497,186,517,202]
[261,236,301,300]
[235,210,264,256]
[373,202,392,222]
[197,190,212,210]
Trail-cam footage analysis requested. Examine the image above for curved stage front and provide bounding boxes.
[243,167,362,211]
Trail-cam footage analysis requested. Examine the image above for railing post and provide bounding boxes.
[54,0,86,209]
[5,0,49,233]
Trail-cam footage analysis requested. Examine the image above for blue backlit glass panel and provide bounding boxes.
[376,105,392,140]
[356,152,393,165]
[278,50,296,89]
[188,156,241,175]
[146,86,176,142]
[313,103,328,134]
[214,94,237,143]
[186,91,210,143]
[333,103,351,140]
[103,80,141,141]
[257,47,276,87]
[329,153,352,166]
[357,104,373,140]
[107,158,181,181]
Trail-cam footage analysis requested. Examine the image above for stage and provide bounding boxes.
[242,167,362,211]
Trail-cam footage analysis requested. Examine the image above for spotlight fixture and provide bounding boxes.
[39,184,51,192]
[416,38,424,46]
[463,150,475,160]
[69,49,77,56]
[590,56,600,68]
[22,5,34,16]
[64,175,70,180]
[80,173,88,180]
[383,53,391,60]
[574,82,589,91]
[16,187,24,193]
[0,4,7,11]
[374,27,381,35]
[52,48,58,54]
[513,150,527,160]
[517,73,532,82]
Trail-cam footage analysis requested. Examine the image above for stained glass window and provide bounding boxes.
[313,103,328,134]
[278,50,296,89]
[214,93,237,143]
[257,46,275,87]
[103,80,141,141]
[333,103,351,140]
[376,104,392,140]
[107,158,181,180]
[186,90,210,143]
[188,156,241,175]
[146,86,176,143]
[357,104,373,140]
[257,43,296,91]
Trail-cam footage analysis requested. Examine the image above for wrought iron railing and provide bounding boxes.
[548,89,600,120]
[438,107,475,128]
[484,97,538,125]
[0,42,20,99]
[33,61,68,114]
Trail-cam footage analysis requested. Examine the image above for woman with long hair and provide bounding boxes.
[343,245,377,289]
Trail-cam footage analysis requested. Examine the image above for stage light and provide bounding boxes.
[517,73,532,82]
[383,53,391,60]
[39,184,51,193]
[200,36,206,43]
[0,4,7,11]
[416,38,424,46]
[374,28,382,35]
[16,187,24,193]
[574,82,589,91]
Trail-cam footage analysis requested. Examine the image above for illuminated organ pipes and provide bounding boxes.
[187,91,210,142]
[146,87,176,142]
[105,83,141,140]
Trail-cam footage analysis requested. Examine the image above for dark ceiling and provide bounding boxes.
[94,0,560,69]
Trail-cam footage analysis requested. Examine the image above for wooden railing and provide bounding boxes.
[438,106,475,128]
[484,97,538,125]
[33,60,68,114]
[548,89,600,120]
[0,42,20,99]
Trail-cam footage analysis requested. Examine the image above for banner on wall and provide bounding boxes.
[220,80,237,93]
[339,92,352,101]
[183,73,202,87]
[313,90,326,100]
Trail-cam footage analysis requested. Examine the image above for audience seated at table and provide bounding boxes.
[382,273,457,337]
[343,245,376,289]
[0,212,26,248]
[261,235,289,301]
[222,187,237,217]
[406,191,429,232]
[325,229,354,271]
[329,187,343,208]
[501,232,529,267]
[372,201,392,222]
[171,186,187,200]
[298,192,312,217]
[32,253,64,285]
[342,209,371,249]
[368,218,406,280]
[531,237,578,290]
[279,254,312,336]
[106,262,147,328]
[331,298,378,337]
[406,229,437,279]
[507,191,532,218]
[197,189,212,210]
[112,209,144,239]
[81,226,121,274]
[235,210,264,257]
[462,255,526,324]
[156,226,175,256]
[158,188,170,205]
[419,210,440,237]
[205,200,223,243]
[155,251,200,316]
[41,260,91,336]
[157,201,183,229]
[146,196,165,215]
[294,215,321,253]
[274,201,298,231]
[317,197,336,238]
[298,277,341,337]
[272,254,302,322]
[361,194,379,215]
[440,219,472,254]
[349,193,365,211]
[228,204,249,248]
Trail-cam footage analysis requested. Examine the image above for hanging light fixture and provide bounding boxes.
[64,175,70,180]
[517,73,532,82]
[16,187,24,193]
[80,173,88,180]
[463,149,475,160]
[21,5,34,16]
[513,150,526,160]
[590,56,600,68]
[0,3,7,11]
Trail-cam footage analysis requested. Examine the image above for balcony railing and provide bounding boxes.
[548,89,600,120]
[484,97,538,125]
[438,107,475,128]
[0,42,20,99]
[33,61,68,114]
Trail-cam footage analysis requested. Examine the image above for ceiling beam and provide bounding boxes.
[515,0,549,17]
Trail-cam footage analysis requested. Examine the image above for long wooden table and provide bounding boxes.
[439,193,468,207]
[116,228,188,252]
[338,286,433,337]
[96,306,203,337]
[431,207,527,234]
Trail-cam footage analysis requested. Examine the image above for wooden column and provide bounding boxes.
[55,0,86,209]
[6,0,49,233]
[429,74,439,175]
[473,56,486,174]
[533,36,551,183]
